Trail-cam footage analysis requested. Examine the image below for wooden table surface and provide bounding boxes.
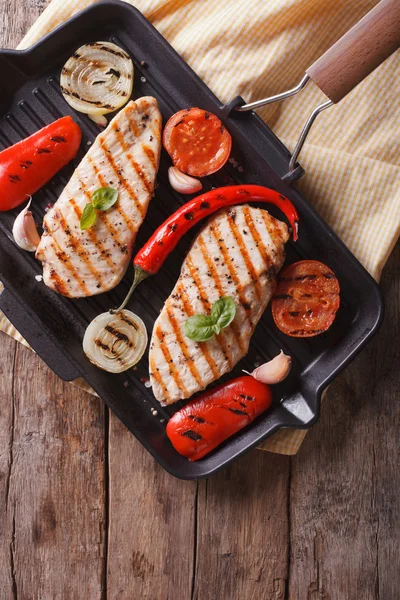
[1,2,399,599]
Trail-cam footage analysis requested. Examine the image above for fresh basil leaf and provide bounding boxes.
[92,187,119,211]
[80,203,96,230]
[184,314,216,342]
[210,296,236,330]
[184,297,237,342]
[213,323,221,335]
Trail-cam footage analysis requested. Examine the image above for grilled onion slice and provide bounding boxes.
[60,41,134,117]
[83,310,147,373]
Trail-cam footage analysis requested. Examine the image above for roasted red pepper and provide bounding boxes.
[115,185,299,310]
[166,375,272,461]
[0,116,81,211]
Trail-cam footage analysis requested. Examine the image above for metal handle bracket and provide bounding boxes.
[233,74,334,179]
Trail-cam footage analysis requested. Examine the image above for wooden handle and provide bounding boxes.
[306,0,400,103]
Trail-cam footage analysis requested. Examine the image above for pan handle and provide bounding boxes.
[306,0,400,104]
[235,0,400,179]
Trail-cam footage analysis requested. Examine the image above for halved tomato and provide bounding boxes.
[162,108,232,177]
[271,260,340,337]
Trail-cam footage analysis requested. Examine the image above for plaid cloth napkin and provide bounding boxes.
[1,0,399,454]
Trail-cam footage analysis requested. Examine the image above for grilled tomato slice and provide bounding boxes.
[163,108,232,177]
[271,260,340,337]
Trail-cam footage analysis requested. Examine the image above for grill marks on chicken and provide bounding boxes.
[149,205,289,405]
[36,97,162,297]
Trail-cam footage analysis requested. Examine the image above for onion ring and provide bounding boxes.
[83,310,147,373]
[60,41,134,117]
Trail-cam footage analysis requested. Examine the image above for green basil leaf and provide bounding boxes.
[184,315,216,342]
[213,323,221,335]
[92,187,119,211]
[210,296,236,329]
[80,203,96,230]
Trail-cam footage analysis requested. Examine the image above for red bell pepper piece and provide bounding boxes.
[166,375,272,461]
[0,116,81,211]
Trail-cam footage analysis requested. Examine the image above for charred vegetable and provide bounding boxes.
[0,116,81,212]
[163,108,232,177]
[60,41,133,122]
[166,376,272,461]
[271,260,340,337]
[83,310,147,373]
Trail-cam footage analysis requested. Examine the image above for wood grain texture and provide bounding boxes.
[106,413,291,600]
[0,336,17,600]
[7,344,106,599]
[307,0,400,103]
[0,0,48,48]
[371,252,400,600]
[106,413,198,600]
[193,452,290,600]
[288,244,400,600]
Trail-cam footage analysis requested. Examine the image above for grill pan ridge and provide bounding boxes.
[0,0,383,479]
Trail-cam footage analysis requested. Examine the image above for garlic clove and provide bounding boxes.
[12,200,41,252]
[168,166,202,194]
[249,350,292,384]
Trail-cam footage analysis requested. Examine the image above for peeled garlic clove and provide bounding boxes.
[168,166,202,194]
[250,350,292,384]
[12,200,41,252]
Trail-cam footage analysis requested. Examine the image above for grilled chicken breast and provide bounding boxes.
[149,205,289,405]
[36,97,161,297]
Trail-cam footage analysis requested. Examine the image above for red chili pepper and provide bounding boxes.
[114,185,298,311]
[166,375,272,461]
[0,116,81,212]
[136,184,298,274]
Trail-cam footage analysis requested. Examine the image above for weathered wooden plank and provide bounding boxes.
[193,452,290,600]
[107,412,197,600]
[0,3,106,599]
[0,0,48,48]
[5,343,106,599]
[0,336,17,600]
[370,248,400,600]
[289,244,400,600]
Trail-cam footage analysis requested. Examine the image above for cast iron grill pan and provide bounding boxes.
[0,0,383,479]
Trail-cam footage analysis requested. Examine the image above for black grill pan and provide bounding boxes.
[0,0,383,479]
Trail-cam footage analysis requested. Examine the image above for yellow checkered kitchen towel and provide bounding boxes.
[1,0,399,455]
